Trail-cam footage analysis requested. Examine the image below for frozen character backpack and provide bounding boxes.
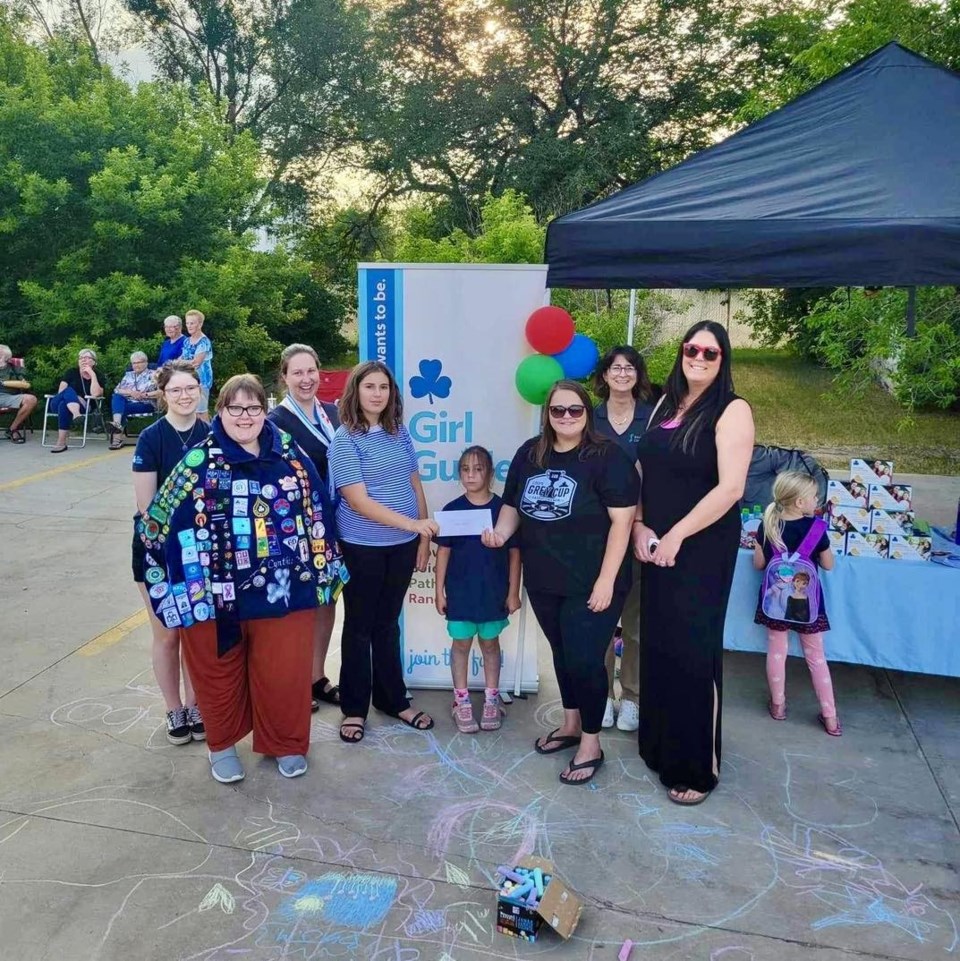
[760,518,828,626]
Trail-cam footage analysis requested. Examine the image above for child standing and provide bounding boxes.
[753,471,841,736]
[435,446,521,733]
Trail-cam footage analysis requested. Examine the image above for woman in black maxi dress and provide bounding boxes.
[633,322,755,805]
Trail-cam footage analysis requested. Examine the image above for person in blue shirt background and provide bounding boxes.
[157,315,186,365]
[435,446,520,734]
[181,309,214,421]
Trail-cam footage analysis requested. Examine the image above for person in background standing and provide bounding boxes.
[181,309,213,423]
[591,345,661,733]
[269,343,343,711]
[158,315,186,365]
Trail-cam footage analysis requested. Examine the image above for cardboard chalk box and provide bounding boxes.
[828,505,871,534]
[845,532,889,558]
[888,534,932,562]
[496,856,582,943]
[869,509,915,538]
[826,479,869,509]
[868,483,913,511]
[850,458,894,487]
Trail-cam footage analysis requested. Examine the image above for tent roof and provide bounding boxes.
[545,43,960,289]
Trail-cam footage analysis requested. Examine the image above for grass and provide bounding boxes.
[733,349,960,475]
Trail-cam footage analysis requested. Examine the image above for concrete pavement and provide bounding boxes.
[1,437,958,961]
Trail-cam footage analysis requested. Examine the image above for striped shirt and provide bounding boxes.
[329,424,420,546]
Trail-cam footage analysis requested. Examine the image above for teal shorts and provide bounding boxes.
[447,619,509,641]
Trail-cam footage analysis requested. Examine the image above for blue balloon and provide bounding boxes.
[552,333,600,379]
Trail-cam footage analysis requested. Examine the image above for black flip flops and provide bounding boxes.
[559,751,605,786]
[534,728,582,755]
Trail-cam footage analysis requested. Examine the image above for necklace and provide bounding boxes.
[170,420,198,451]
[608,402,635,426]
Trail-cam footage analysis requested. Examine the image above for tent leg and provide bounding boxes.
[905,286,917,338]
[627,289,636,345]
[512,588,528,697]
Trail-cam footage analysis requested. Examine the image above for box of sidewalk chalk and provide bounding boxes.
[888,534,932,562]
[495,856,583,942]
[868,483,913,511]
[850,458,894,487]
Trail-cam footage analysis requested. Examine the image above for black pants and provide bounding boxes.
[528,589,627,735]
[339,539,418,719]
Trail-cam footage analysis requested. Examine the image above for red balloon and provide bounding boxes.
[525,306,575,355]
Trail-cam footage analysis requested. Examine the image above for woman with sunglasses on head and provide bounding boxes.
[632,322,755,806]
[269,343,343,712]
[483,381,639,786]
[131,360,209,745]
[591,345,661,733]
[138,373,348,784]
[328,361,439,745]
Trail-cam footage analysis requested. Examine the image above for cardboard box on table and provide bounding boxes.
[496,856,583,943]
[869,509,915,538]
[827,530,847,555]
[827,480,869,509]
[845,532,889,558]
[828,505,871,534]
[850,458,894,487]
[888,534,932,561]
[868,484,913,511]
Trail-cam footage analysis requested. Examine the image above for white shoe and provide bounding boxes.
[601,697,615,729]
[617,699,639,732]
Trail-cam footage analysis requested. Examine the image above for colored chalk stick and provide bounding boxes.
[533,867,544,896]
[618,939,634,961]
[497,866,525,883]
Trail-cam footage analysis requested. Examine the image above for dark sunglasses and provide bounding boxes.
[548,404,586,418]
[682,343,722,362]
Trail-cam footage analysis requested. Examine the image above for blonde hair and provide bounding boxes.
[185,309,205,325]
[762,470,819,552]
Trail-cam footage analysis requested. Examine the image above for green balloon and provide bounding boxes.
[515,354,564,405]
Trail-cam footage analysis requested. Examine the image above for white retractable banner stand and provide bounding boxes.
[356,263,547,692]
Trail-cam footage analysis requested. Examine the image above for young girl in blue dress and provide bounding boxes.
[435,446,521,733]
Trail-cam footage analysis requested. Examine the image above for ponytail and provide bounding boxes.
[762,502,786,552]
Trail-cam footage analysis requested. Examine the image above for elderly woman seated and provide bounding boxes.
[0,344,38,444]
[107,351,159,449]
[49,347,106,453]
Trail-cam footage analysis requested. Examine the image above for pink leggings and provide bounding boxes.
[766,630,837,718]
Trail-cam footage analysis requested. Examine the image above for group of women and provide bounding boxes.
[132,320,754,806]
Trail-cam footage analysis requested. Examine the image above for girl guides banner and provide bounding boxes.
[357,263,548,691]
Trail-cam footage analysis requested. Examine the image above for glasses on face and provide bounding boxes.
[165,385,200,397]
[682,343,722,362]
[608,364,636,375]
[548,405,586,419]
[225,404,264,418]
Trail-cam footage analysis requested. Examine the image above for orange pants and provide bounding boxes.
[181,608,314,755]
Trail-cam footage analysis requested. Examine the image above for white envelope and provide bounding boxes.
[435,508,493,537]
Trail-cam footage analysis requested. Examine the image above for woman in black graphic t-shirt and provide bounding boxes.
[483,380,639,786]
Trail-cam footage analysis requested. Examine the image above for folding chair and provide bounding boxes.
[41,394,107,448]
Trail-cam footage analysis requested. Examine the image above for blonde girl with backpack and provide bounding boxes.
[752,471,841,736]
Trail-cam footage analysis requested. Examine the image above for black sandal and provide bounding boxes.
[50,445,68,453]
[339,722,365,743]
[534,728,582,755]
[392,710,434,731]
[668,785,712,806]
[312,676,340,708]
[8,428,25,444]
[559,751,605,786]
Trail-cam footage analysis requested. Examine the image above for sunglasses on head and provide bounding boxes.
[682,343,722,362]
[548,404,586,419]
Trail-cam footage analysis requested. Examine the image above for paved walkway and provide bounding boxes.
[1,440,958,961]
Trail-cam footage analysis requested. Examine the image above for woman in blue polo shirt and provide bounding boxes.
[329,361,439,744]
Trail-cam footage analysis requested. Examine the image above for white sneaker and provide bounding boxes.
[601,697,615,729]
[617,699,640,732]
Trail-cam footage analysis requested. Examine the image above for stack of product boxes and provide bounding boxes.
[826,459,931,561]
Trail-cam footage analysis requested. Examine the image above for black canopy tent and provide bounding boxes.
[545,43,960,292]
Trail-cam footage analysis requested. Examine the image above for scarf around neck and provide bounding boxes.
[278,394,336,448]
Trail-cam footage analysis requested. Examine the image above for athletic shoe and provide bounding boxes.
[452,698,479,734]
[186,704,206,741]
[601,697,616,729]
[480,700,505,731]
[277,755,308,778]
[166,707,192,745]
[616,699,640,732]
[209,747,245,783]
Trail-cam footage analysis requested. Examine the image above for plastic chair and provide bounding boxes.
[41,394,107,448]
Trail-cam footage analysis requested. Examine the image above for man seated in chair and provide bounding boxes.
[0,344,38,444]
[107,351,159,449]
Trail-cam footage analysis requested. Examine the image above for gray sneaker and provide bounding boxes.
[209,747,245,783]
[166,707,191,745]
[277,755,308,778]
[186,704,206,741]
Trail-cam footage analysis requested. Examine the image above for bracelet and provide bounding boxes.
[632,519,644,525]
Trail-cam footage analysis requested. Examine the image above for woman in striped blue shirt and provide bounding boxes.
[329,361,439,743]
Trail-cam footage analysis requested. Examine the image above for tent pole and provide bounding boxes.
[905,286,917,338]
[627,289,636,345]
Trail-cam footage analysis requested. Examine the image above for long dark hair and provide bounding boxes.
[531,380,610,468]
[339,360,403,434]
[592,345,656,402]
[651,321,735,453]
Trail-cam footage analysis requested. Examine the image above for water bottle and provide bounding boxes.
[753,504,763,520]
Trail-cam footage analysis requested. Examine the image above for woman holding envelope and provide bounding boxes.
[329,361,439,744]
[482,381,639,785]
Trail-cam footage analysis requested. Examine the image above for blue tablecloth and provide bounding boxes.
[724,550,960,677]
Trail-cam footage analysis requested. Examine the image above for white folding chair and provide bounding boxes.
[41,395,106,448]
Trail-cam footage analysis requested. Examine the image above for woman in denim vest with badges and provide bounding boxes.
[139,374,348,784]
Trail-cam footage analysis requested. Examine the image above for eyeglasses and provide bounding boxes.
[165,385,200,396]
[682,343,722,362]
[224,404,265,417]
[608,365,636,375]
[548,405,586,419]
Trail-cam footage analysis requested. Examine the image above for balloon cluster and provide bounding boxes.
[515,306,600,404]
